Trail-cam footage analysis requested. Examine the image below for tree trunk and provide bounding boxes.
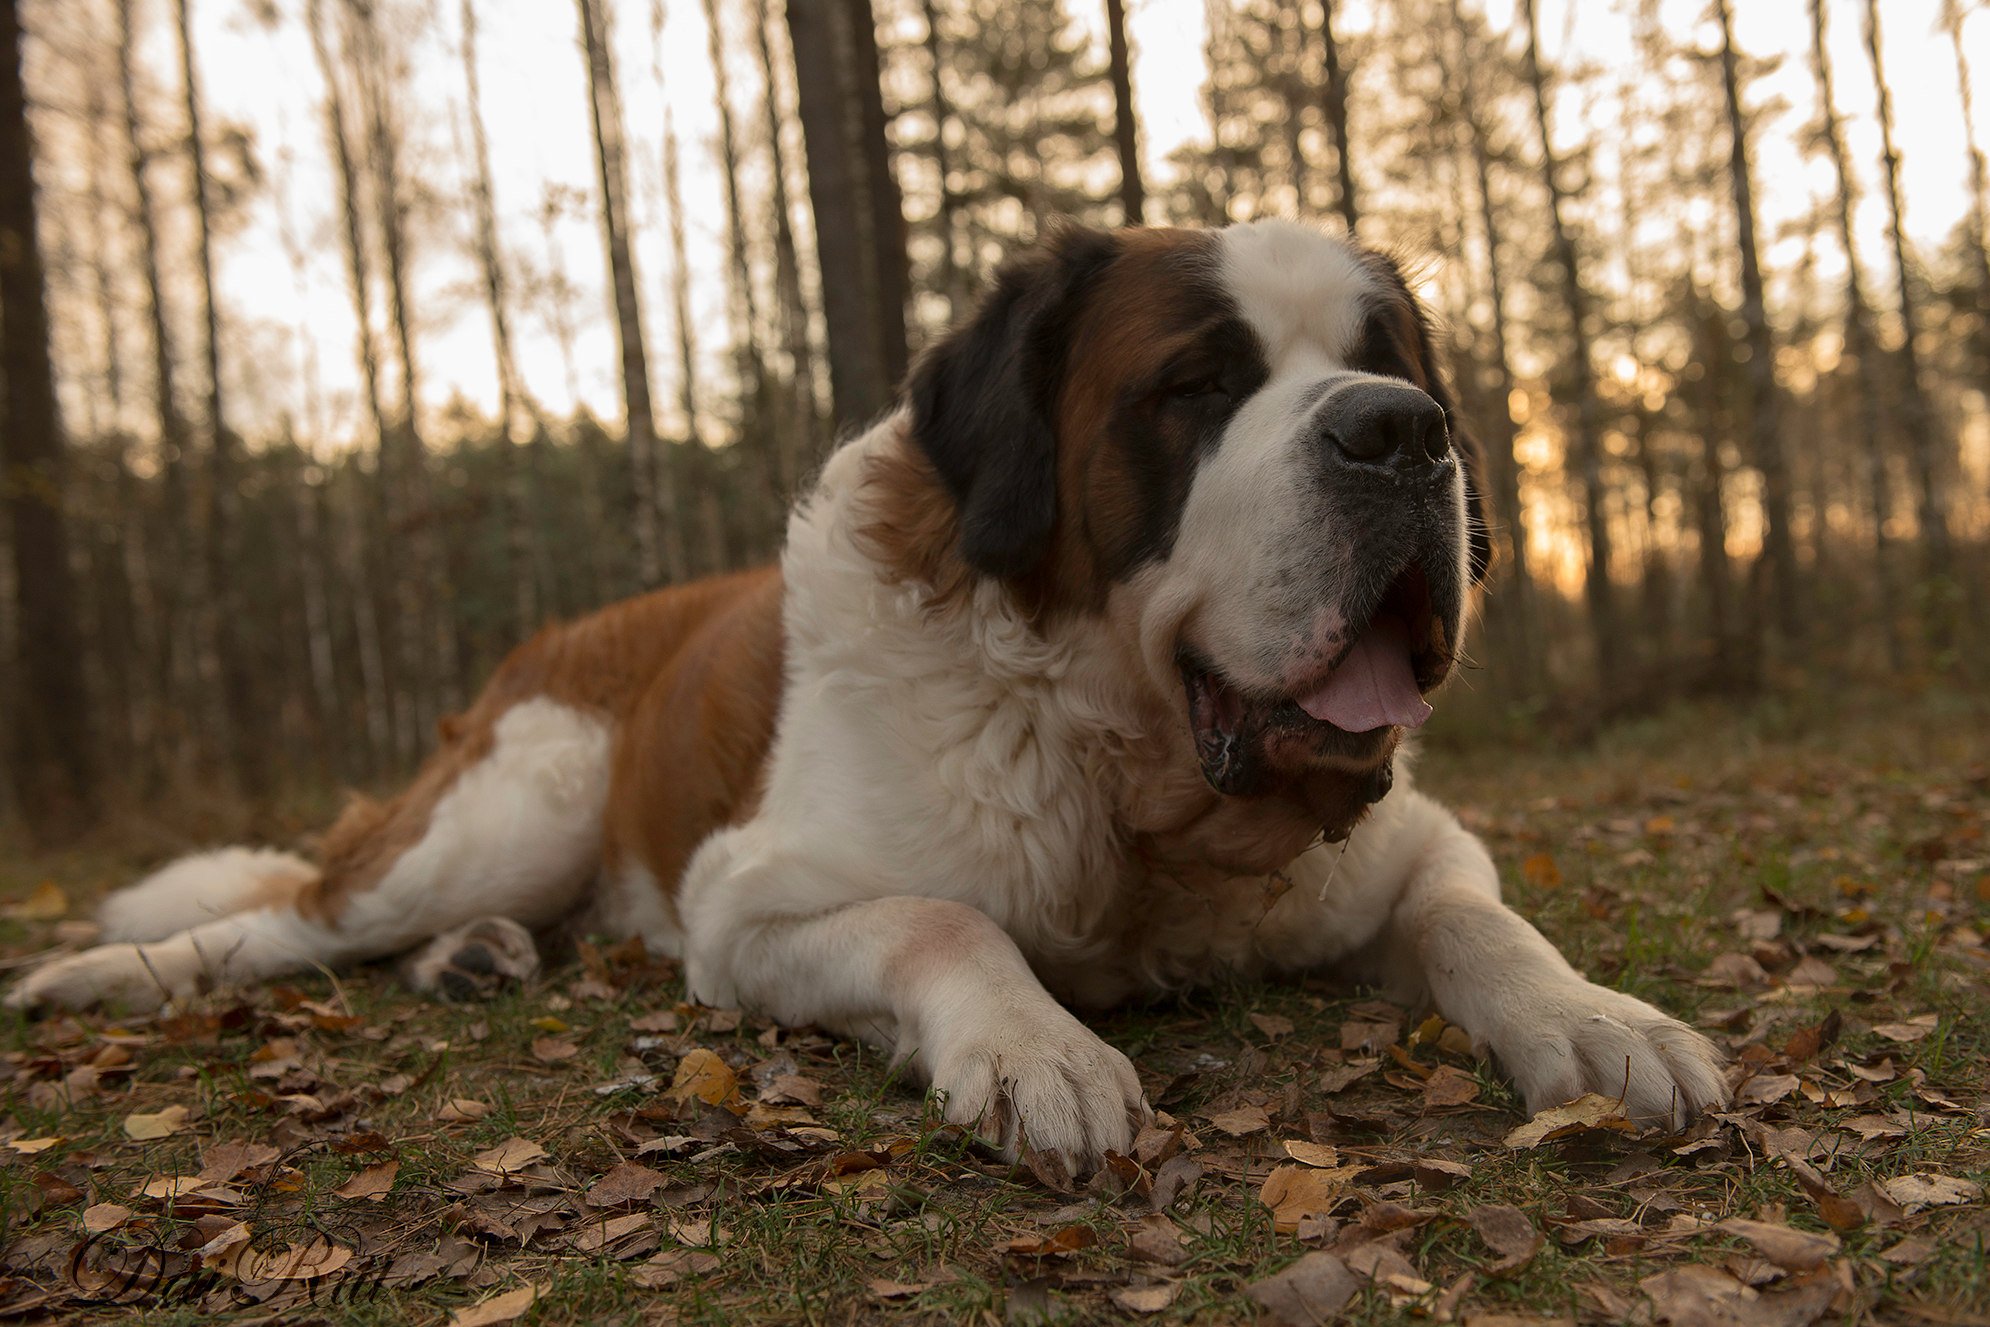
[1104,0,1143,224]
[578,0,677,585]
[1443,0,1533,686]
[1688,289,1738,685]
[119,0,200,775]
[1942,0,1990,404]
[917,0,962,322]
[0,0,98,837]
[1519,0,1620,694]
[752,0,826,488]
[1713,0,1800,653]
[1862,0,1954,596]
[787,0,909,429]
[1807,0,1899,668]
[175,0,265,795]
[1317,0,1357,235]
[460,0,544,636]
[308,0,401,762]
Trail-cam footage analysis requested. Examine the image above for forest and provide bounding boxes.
[2,0,1986,839]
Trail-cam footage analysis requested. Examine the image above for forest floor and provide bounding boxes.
[0,684,1985,1325]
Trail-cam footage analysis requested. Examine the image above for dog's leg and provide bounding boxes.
[6,699,609,1013]
[679,829,1150,1166]
[1366,792,1727,1127]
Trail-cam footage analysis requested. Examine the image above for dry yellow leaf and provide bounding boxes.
[667,1048,740,1107]
[123,1105,191,1140]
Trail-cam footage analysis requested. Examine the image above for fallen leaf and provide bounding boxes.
[439,1098,489,1123]
[1878,1173,1981,1213]
[82,1203,133,1233]
[1870,1015,1939,1043]
[6,881,68,920]
[1245,1252,1360,1326]
[1281,1140,1340,1168]
[8,1137,62,1155]
[629,1009,679,1033]
[234,1237,354,1282]
[1735,1073,1801,1107]
[666,1049,740,1108]
[1520,852,1563,889]
[1110,1283,1180,1314]
[333,1160,399,1202]
[1249,1012,1296,1040]
[1204,1104,1271,1137]
[586,1162,667,1207]
[1127,1214,1186,1265]
[123,1105,191,1141]
[1422,1065,1481,1108]
[1718,1218,1839,1272]
[569,1212,651,1254]
[870,1278,937,1299]
[998,1225,1096,1257]
[472,1137,548,1174]
[631,1249,721,1290]
[197,1140,281,1185]
[760,1074,823,1107]
[1260,1163,1357,1231]
[1504,1094,1635,1149]
[448,1283,542,1327]
[1469,1205,1544,1274]
[531,1036,579,1064]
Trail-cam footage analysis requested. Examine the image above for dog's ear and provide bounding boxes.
[906,224,1119,579]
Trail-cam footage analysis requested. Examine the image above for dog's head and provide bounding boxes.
[901,219,1490,833]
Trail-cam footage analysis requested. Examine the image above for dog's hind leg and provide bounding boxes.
[399,917,541,1000]
[6,698,611,1013]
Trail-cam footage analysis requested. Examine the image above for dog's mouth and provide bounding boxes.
[1179,565,1451,798]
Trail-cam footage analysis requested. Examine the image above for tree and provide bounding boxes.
[1,0,98,836]
[1941,0,1990,399]
[1861,0,1954,600]
[788,0,909,428]
[1518,0,1620,692]
[1712,0,1800,650]
[1807,0,1901,667]
[174,0,264,792]
[577,0,676,584]
[1104,0,1142,224]
[1318,0,1357,233]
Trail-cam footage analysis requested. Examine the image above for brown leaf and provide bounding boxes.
[439,1098,489,1123]
[1150,1156,1201,1212]
[666,1049,740,1108]
[586,1162,667,1208]
[568,1212,651,1255]
[5,881,69,920]
[472,1137,548,1174]
[1249,1012,1296,1040]
[531,1036,579,1064]
[1641,1264,1835,1327]
[998,1224,1096,1257]
[82,1203,133,1233]
[1204,1103,1271,1137]
[1127,1214,1186,1266]
[1319,1058,1380,1094]
[1281,1140,1340,1168]
[1260,1163,1357,1231]
[760,1074,823,1107]
[447,1283,542,1327]
[1735,1073,1801,1107]
[1520,852,1563,889]
[122,1105,191,1141]
[1244,1252,1361,1326]
[1422,1065,1481,1109]
[1869,1015,1939,1043]
[332,1160,399,1202]
[1718,1218,1839,1272]
[1468,1204,1543,1274]
[233,1237,354,1283]
[1110,1283,1181,1314]
[1503,1094,1635,1149]
[631,1248,721,1290]
[629,1009,679,1033]
[1877,1173,1981,1213]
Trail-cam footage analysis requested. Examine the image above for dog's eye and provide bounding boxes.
[1167,377,1227,404]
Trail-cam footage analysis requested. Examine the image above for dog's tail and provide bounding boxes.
[95,847,322,944]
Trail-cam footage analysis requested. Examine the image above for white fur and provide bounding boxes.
[7,700,610,1012]
[97,848,317,943]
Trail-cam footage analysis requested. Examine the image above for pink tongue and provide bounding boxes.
[1294,617,1432,733]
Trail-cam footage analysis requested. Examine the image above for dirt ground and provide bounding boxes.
[1,686,1985,1325]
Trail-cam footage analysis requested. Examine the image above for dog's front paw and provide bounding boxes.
[6,944,183,1014]
[1488,983,1727,1130]
[927,1008,1150,1169]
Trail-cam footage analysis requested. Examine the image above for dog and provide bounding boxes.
[8,220,1727,1164]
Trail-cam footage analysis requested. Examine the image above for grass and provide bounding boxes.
[1,683,1986,1324]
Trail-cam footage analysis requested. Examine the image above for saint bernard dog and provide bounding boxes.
[9,220,1727,1163]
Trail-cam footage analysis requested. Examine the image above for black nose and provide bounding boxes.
[1317,378,1450,467]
